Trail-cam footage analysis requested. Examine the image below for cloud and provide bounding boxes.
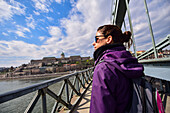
[46,17,54,21]
[2,32,9,36]
[126,0,170,51]
[32,0,52,13]
[44,26,63,45]
[0,56,31,67]
[39,36,45,41]
[0,40,41,57]
[37,0,112,58]
[48,26,62,37]
[33,10,40,15]
[26,15,36,29]
[0,0,25,22]
[1,0,169,67]
[57,0,112,56]
[0,40,44,67]
[12,25,31,38]
[55,0,62,4]
[16,25,31,32]
[0,0,113,67]
[15,31,25,37]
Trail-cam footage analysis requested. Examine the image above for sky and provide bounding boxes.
[0,0,170,67]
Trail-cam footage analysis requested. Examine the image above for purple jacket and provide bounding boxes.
[90,44,144,113]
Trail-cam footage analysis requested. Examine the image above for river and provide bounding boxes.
[0,66,169,113]
[0,77,67,113]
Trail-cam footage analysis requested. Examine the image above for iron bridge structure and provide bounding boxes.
[0,0,170,113]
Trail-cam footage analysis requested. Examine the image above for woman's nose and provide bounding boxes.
[92,41,95,46]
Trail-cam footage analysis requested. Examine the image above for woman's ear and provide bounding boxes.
[106,35,113,44]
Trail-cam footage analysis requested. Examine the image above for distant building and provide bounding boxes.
[15,52,93,74]
[137,50,145,55]
[42,57,56,65]
[30,52,91,67]
[81,57,90,61]
[31,60,43,65]
[70,56,81,62]
[2,52,93,77]
[61,52,65,58]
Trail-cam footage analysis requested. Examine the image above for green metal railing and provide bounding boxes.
[0,68,93,113]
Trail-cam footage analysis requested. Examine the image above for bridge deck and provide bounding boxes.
[62,85,170,113]
[60,84,92,113]
[72,85,92,113]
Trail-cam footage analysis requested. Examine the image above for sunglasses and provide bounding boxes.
[95,35,108,43]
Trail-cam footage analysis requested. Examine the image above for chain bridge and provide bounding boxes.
[0,0,170,113]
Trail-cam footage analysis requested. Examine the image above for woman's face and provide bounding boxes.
[92,31,107,51]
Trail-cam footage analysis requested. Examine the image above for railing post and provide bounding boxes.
[82,72,89,84]
[41,88,47,113]
[84,72,88,83]
[81,73,85,86]
[86,71,91,81]
[125,0,137,58]
[91,68,94,78]
[143,0,158,58]
[64,79,70,104]
[76,74,80,93]
[76,74,86,88]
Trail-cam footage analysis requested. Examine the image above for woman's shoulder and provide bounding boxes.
[94,60,116,76]
[95,60,107,70]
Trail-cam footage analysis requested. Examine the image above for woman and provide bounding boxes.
[90,25,144,113]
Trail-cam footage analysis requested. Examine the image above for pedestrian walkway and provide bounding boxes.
[60,84,92,113]
[165,95,170,113]
[62,84,170,113]
[71,86,170,113]
[72,86,92,113]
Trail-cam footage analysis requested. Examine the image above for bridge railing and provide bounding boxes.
[138,35,170,60]
[0,68,93,113]
[145,73,170,111]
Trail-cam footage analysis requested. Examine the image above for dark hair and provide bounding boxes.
[97,25,132,48]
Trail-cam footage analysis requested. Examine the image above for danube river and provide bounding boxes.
[0,66,169,113]
[0,77,67,113]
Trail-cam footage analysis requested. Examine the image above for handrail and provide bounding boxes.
[0,68,94,113]
[138,35,170,60]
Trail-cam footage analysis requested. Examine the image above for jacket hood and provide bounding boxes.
[94,44,144,79]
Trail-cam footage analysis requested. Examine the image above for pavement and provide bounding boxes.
[72,86,92,113]
[62,85,170,113]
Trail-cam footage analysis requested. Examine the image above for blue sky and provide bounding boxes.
[0,0,170,67]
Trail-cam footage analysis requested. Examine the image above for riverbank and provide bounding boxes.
[0,71,72,80]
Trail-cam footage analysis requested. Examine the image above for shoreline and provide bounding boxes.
[0,72,72,81]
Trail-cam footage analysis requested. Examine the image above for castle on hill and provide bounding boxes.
[4,53,93,77]
[30,52,91,67]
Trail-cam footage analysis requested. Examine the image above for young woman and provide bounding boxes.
[90,25,144,113]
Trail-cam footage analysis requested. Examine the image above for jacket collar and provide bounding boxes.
[93,43,124,62]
